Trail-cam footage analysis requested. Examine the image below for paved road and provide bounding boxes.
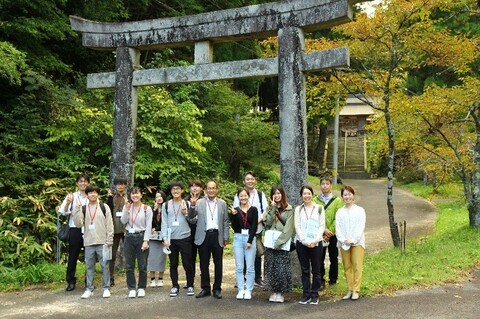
[336,179,437,252]
[1,179,478,319]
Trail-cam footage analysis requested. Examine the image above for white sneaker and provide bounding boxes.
[342,291,353,300]
[243,290,252,300]
[269,293,276,302]
[81,290,93,299]
[186,287,195,296]
[150,280,157,288]
[128,290,136,298]
[102,290,111,298]
[236,290,245,300]
[276,293,284,303]
[157,279,164,287]
[137,288,146,298]
[169,287,179,297]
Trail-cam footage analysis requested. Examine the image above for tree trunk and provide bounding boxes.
[468,112,480,227]
[384,103,401,247]
[314,123,328,169]
[228,153,241,181]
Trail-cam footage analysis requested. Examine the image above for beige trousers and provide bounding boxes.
[340,245,365,292]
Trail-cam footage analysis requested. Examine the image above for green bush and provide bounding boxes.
[395,167,423,183]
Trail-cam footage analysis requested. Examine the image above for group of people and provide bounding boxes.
[58,172,366,303]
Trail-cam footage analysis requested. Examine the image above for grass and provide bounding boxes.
[0,262,73,291]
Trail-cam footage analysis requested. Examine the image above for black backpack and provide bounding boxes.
[258,191,264,213]
[82,201,107,218]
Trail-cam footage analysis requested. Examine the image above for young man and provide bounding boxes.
[313,175,344,288]
[185,179,203,285]
[233,171,267,287]
[72,185,114,299]
[161,181,195,297]
[58,173,90,292]
[106,175,128,286]
[190,180,230,299]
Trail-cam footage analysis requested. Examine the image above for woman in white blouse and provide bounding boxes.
[294,185,325,305]
[335,185,366,301]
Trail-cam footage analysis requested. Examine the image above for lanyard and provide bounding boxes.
[88,204,98,225]
[303,204,316,220]
[207,199,217,221]
[156,207,162,223]
[130,205,142,227]
[172,201,182,221]
[239,207,248,228]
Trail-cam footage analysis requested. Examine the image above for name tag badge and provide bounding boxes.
[172,221,180,227]
[241,229,249,235]
[88,224,95,230]
[128,228,135,234]
[116,211,122,217]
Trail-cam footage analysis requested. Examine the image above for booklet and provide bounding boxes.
[103,245,112,261]
[264,229,291,251]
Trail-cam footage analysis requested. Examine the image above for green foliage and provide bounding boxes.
[194,82,280,180]
[0,0,74,75]
[135,86,211,188]
[0,179,70,268]
[0,262,65,291]
[395,167,423,184]
[0,41,27,85]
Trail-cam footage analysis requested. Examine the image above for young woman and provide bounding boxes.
[263,186,295,303]
[121,186,153,298]
[148,190,167,288]
[294,185,325,305]
[335,185,366,301]
[231,188,258,300]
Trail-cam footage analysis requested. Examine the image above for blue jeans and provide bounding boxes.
[233,233,256,292]
[85,244,110,291]
[124,232,149,290]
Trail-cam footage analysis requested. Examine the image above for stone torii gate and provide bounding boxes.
[70,0,363,204]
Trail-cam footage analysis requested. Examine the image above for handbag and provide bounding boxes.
[289,240,296,252]
[57,215,70,242]
[256,236,265,257]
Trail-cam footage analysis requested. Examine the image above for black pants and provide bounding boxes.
[66,227,83,284]
[190,224,198,278]
[255,233,262,280]
[198,231,224,292]
[169,237,194,288]
[296,240,323,298]
[320,235,338,283]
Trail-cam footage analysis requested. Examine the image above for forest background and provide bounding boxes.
[0,0,478,273]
